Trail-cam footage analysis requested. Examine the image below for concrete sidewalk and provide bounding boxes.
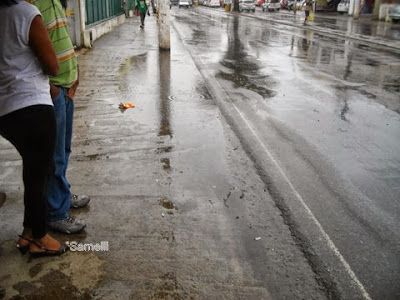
[0,14,327,300]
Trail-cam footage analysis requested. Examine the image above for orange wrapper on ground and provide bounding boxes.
[119,102,136,109]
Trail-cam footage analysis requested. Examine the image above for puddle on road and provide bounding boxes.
[217,72,276,99]
[118,53,148,94]
[118,53,148,76]
[168,93,206,102]
[217,15,277,100]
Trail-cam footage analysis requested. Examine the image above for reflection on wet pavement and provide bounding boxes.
[119,53,148,94]
[155,146,173,154]
[340,98,349,121]
[159,51,173,137]
[160,157,171,171]
[172,8,400,298]
[217,16,277,99]
[275,11,400,40]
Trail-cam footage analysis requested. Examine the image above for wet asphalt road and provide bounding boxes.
[0,7,399,300]
[171,6,400,300]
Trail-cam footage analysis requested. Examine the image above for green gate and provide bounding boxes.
[127,0,135,11]
[86,0,125,26]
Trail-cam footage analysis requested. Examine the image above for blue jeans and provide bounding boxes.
[46,87,74,222]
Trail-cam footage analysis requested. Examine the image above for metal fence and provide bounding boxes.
[127,0,136,11]
[85,0,125,26]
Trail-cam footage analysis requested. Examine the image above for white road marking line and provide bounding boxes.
[231,103,372,300]
[172,21,372,299]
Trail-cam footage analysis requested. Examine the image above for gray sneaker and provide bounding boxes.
[48,216,86,234]
[70,194,90,209]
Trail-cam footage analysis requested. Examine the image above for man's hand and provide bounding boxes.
[67,78,79,100]
[50,84,60,100]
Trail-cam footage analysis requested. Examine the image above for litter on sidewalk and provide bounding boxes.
[119,102,136,112]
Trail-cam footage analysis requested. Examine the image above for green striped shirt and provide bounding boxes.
[28,0,77,88]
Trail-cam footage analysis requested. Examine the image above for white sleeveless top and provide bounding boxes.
[0,0,52,117]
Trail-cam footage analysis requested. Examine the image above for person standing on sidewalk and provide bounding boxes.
[136,0,149,28]
[150,0,156,13]
[303,0,313,25]
[28,0,90,234]
[0,0,66,255]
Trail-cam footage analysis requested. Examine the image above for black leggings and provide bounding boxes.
[0,105,56,238]
[140,12,146,25]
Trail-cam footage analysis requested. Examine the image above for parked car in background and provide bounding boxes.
[286,0,296,9]
[280,0,288,9]
[209,0,221,6]
[179,0,191,7]
[262,0,280,11]
[171,0,180,5]
[337,0,349,13]
[257,0,265,6]
[389,5,400,23]
[239,0,256,11]
[223,0,232,7]
[294,0,305,10]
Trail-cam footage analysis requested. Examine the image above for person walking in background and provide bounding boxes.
[0,0,66,255]
[303,0,313,25]
[136,0,149,28]
[150,0,156,13]
[28,0,90,234]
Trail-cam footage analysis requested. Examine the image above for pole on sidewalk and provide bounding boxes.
[353,0,360,19]
[372,0,380,18]
[158,0,171,50]
[348,0,354,15]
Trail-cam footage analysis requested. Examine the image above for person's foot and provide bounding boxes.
[70,194,90,209]
[17,232,67,256]
[29,234,67,257]
[140,24,144,28]
[16,228,32,253]
[48,216,86,234]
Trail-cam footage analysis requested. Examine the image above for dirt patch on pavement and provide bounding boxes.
[0,240,104,299]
